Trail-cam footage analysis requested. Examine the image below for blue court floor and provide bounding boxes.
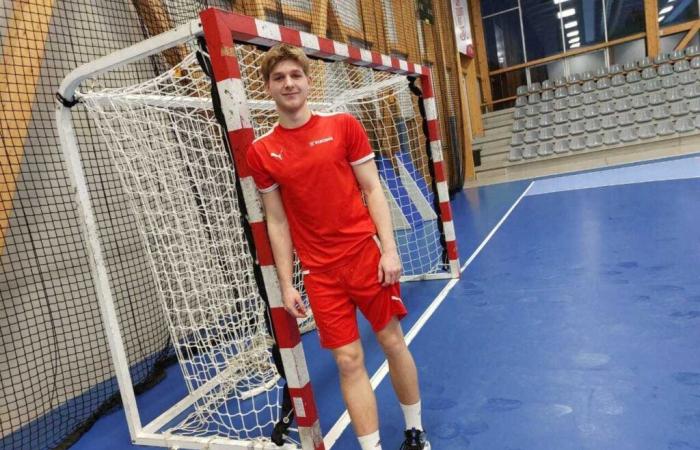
[73,154,700,450]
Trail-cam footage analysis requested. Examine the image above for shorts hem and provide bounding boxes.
[320,333,361,350]
[371,310,408,333]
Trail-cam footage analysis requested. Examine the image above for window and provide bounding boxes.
[660,31,700,54]
[530,60,567,83]
[610,38,645,65]
[484,10,525,70]
[605,0,645,40]
[481,0,518,17]
[658,0,699,27]
[521,0,564,60]
[567,50,606,75]
[490,69,526,104]
[564,0,605,50]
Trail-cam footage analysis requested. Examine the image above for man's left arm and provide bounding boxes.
[353,160,402,286]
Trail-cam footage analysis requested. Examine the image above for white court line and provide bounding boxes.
[323,181,535,449]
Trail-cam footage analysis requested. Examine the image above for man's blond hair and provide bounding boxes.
[260,44,311,83]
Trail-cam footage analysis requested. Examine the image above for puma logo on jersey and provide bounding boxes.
[309,136,334,147]
[391,296,404,305]
[270,152,283,160]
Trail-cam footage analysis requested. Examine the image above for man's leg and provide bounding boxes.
[375,317,419,406]
[331,339,381,443]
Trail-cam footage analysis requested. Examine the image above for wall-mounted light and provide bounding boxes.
[553,0,570,4]
[557,8,576,19]
[564,21,578,29]
[570,43,581,48]
[566,30,579,37]
[568,37,580,44]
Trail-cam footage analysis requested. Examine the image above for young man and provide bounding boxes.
[246,44,430,450]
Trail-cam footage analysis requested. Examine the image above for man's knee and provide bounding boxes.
[377,320,407,357]
[333,345,365,377]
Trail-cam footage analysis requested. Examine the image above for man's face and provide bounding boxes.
[266,59,310,114]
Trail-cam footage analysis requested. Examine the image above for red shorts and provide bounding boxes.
[303,237,408,349]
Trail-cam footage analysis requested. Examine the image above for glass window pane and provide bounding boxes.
[567,50,606,75]
[563,0,605,51]
[483,10,525,70]
[529,60,566,84]
[660,31,700,54]
[659,0,699,27]
[521,0,564,60]
[610,38,645,65]
[481,0,518,17]
[606,0,645,40]
[490,69,527,110]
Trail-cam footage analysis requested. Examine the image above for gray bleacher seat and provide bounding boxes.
[539,101,554,113]
[603,130,620,145]
[526,105,539,116]
[522,145,538,159]
[661,76,677,89]
[626,71,641,83]
[554,77,567,87]
[686,45,700,57]
[582,80,596,93]
[580,71,594,81]
[654,53,670,64]
[690,98,700,113]
[612,86,629,98]
[694,115,700,129]
[691,56,700,69]
[524,130,539,143]
[657,63,674,76]
[528,93,541,104]
[631,96,649,109]
[568,108,584,121]
[614,98,632,112]
[538,142,554,156]
[649,92,666,105]
[569,121,586,135]
[517,85,529,96]
[511,133,525,146]
[644,79,662,92]
[568,84,583,96]
[528,82,542,93]
[629,83,645,96]
[596,77,611,90]
[652,105,671,120]
[586,133,604,148]
[555,87,568,99]
[675,117,695,133]
[601,116,618,129]
[538,127,555,141]
[542,79,555,90]
[508,147,523,161]
[515,96,528,107]
[539,113,554,127]
[567,73,582,83]
[585,118,601,132]
[570,136,587,151]
[638,124,656,139]
[525,117,539,129]
[609,64,623,74]
[583,105,599,118]
[512,119,526,132]
[554,140,570,153]
[599,102,616,115]
[595,66,610,77]
[670,101,689,116]
[618,111,635,126]
[679,72,698,85]
[583,92,597,104]
[670,50,685,61]
[541,90,555,102]
[568,95,583,108]
[619,127,639,142]
[656,120,675,136]
[666,87,684,102]
[674,60,690,73]
[635,109,653,123]
[686,85,700,99]
[623,62,637,71]
[554,111,569,124]
[514,108,526,119]
[641,67,657,79]
[638,56,653,68]
[611,74,626,86]
[554,124,569,138]
[554,98,568,111]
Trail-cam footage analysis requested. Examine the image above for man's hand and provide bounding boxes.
[281,285,307,318]
[378,248,402,287]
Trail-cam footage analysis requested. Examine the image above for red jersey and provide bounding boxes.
[246,112,377,271]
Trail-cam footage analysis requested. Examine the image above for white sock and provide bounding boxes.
[400,400,423,431]
[358,430,382,450]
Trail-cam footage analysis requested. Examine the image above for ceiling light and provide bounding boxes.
[567,30,579,37]
[659,6,673,14]
[564,21,578,29]
[569,37,580,43]
[570,43,581,48]
[658,15,666,21]
[557,8,576,19]
[554,0,570,4]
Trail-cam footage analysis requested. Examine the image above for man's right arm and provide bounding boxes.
[261,189,307,318]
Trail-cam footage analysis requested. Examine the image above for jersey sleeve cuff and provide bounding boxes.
[258,183,279,193]
[350,153,375,166]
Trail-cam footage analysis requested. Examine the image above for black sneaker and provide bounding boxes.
[400,428,431,450]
